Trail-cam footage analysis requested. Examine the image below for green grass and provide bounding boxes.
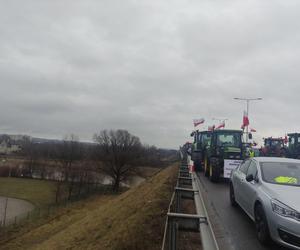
[0,177,61,207]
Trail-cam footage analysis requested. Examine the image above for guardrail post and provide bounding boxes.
[168,220,178,250]
[162,165,219,250]
[175,191,180,213]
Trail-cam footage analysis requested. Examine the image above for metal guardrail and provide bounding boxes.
[161,162,219,250]
[192,171,219,250]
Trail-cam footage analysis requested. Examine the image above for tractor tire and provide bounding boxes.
[204,157,209,177]
[194,160,202,172]
[209,159,220,183]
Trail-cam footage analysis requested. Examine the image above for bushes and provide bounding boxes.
[0,166,21,177]
[0,166,10,177]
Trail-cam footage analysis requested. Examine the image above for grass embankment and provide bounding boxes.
[0,177,61,207]
[0,164,178,250]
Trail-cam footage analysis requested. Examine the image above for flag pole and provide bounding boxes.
[234,97,262,143]
[246,100,249,143]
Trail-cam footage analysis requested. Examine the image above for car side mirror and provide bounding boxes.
[246,174,254,182]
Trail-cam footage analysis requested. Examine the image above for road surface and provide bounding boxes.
[196,173,287,250]
[0,196,34,226]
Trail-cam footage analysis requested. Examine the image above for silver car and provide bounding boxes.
[230,157,300,249]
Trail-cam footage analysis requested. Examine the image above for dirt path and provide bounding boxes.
[0,196,34,225]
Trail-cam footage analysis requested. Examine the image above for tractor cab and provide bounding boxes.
[191,130,211,172]
[211,130,243,159]
[260,137,286,157]
[287,133,300,159]
[201,131,212,148]
[204,129,244,182]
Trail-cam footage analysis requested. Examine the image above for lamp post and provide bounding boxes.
[234,97,262,143]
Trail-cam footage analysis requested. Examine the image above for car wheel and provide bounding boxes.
[195,160,202,172]
[255,204,271,245]
[229,183,237,206]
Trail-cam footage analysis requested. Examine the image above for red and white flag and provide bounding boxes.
[250,127,256,132]
[193,118,205,127]
[242,110,250,127]
[216,121,225,129]
[208,125,215,131]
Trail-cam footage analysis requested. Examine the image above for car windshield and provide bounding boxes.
[260,162,300,186]
[216,133,241,147]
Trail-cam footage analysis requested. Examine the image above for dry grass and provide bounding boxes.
[0,164,178,250]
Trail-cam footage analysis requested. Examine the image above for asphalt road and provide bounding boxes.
[196,173,288,250]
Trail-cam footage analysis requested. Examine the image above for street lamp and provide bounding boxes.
[233,97,262,142]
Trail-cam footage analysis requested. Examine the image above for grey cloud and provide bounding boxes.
[1,0,300,148]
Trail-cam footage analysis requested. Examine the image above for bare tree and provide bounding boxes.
[21,137,39,178]
[59,134,81,182]
[93,129,143,192]
[56,134,82,200]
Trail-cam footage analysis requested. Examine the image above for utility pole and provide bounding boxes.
[234,97,262,143]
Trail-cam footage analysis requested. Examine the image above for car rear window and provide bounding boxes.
[260,162,300,186]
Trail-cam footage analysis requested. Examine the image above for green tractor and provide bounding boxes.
[191,130,212,172]
[287,133,300,159]
[204,129,244,182]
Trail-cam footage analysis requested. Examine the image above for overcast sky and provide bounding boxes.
[1,1,300,148]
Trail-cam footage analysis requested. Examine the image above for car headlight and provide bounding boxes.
[271,199,300,221]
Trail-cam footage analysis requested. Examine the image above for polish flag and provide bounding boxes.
[216,121,225,129]
[193,118,205,127]
[242,111,250,127]
[250,127,256,132]
[208,125,215,131]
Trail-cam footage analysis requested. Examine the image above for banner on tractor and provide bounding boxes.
[224,159,243,178]
[193,118,205,127]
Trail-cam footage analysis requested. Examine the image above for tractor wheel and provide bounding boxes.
[194,160,202,172]
[280,148,286,158]
[209,160,220,183]
[204,157,209,177]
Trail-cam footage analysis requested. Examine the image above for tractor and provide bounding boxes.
[191,130,211,172]
[203,129,244,182]
[287,133,300,159]
[260,137,286,157]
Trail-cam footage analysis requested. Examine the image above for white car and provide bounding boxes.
[230,157,300,249]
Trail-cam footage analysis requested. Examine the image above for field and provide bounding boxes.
[0,164,178,250]
[0,177,62,207]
